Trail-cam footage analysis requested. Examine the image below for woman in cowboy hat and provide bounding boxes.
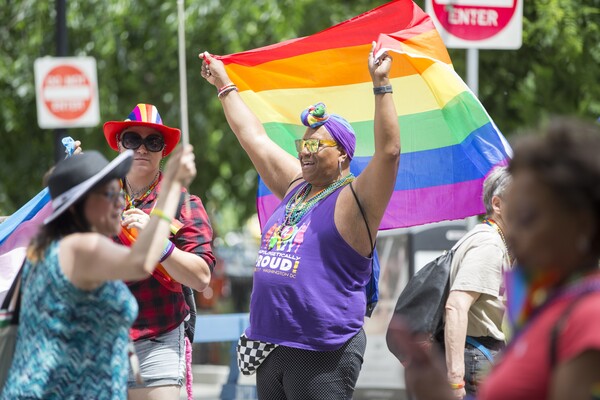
[103,104,215,400]
[199,44,400,399]
[1,145,196,399]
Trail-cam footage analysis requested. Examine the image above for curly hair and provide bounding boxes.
[508,117,600,255]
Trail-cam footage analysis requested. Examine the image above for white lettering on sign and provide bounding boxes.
[435,0,513,6]
[448,8,498,26]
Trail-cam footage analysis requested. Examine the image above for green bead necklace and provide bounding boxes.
[268,173,355,250]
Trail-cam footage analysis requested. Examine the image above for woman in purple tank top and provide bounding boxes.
[200,44,400,399]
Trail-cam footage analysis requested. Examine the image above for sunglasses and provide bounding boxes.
[294,139,337,154]
[121,131,165,152]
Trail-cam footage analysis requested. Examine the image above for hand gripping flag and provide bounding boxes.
[219,0,512,230]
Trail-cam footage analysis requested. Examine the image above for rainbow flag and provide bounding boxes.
[220,0,511,230]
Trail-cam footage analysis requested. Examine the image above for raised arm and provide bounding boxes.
[337,43,400,250]
[62,145,197,287]
[199,52,301,199]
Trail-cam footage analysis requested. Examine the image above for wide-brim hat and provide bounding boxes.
[44,150,134,224]
[103,103,181,156]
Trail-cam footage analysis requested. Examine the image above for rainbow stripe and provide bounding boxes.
[221,0,511,230]
[127,103,162,124]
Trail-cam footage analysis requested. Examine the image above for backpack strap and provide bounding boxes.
[349,182,374,257]
[466,336,495,363]
[287,176,304,190]
[174,192,197,342]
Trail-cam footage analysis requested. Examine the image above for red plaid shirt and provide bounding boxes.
[117,174,215,341]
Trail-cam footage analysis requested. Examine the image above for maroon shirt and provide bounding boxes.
[118,175,215,341]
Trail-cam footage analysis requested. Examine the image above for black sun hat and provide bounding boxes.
[44,150,133,224]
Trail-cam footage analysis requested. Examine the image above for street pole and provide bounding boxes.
[54,0,68,163]
[466,48,479,229]
[466,48,479,98]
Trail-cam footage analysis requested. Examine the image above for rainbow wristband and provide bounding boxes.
[150,208,172,223]
[449,380,465,390]
[160,240,175,263]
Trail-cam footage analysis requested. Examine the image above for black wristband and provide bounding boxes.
[373,84,393,95]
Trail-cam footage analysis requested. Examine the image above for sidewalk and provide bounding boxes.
[180,364,406,400]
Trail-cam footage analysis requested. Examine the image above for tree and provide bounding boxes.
[1,0,599,231]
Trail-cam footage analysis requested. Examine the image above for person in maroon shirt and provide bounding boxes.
[103,103,215,400]
[388,117,600,400]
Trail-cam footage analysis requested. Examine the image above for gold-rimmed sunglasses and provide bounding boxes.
[294,139,338,154]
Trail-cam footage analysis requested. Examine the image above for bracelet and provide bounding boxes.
[373,84,393,95]
[217,82,235,92]
[159,240,175,263]
[150,208,172,223]
[218,85,238,98]
[449,380,465,390]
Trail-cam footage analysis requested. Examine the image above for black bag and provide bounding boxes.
[0,263,24,389]
[182,285,196,342]
[386,249,454,364]
[386,230,476,364]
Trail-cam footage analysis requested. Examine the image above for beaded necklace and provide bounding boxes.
[268,173,355,250]
[122,171,160,209]
[483,218,511,263]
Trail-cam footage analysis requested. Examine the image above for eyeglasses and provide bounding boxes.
[121,131,165,152]
[294,139,337,154]
[93,189,122,203]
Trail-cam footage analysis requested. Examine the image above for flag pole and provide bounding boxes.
[177,0,191,213]
[177,0,189,145]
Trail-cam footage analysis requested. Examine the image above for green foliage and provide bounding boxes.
[1,0,599,232]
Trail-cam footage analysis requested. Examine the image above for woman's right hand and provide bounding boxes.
[163,144,196,187]
[368,41,393,87]
[387,319,454,400]
[199,51,232,88]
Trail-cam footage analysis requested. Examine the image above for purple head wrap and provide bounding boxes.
[300,102,356,160]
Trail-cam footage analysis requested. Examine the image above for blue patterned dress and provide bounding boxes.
[1,241,138,400]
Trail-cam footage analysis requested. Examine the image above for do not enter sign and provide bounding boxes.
[426,0,522,49]
[35,57,100,129]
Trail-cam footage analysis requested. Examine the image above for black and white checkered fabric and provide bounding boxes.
[236,333,278,375]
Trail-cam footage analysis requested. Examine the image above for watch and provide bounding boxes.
[373,84,393,95]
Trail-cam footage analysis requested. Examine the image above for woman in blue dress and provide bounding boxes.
[1,145,195,400]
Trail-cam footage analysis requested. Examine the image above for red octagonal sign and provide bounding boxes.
[42,65,92,120]
[35,57,100,129]
[426,0,522,49]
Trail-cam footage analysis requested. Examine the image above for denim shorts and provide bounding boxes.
[127,322,185,388]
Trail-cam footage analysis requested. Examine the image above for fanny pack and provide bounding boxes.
[236,333,278,375]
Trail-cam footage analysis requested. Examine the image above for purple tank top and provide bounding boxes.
[245,183,371,351]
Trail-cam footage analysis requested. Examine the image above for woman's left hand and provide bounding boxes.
[122,208,150,231]
[73,140,83,155]
[368,41,393,86]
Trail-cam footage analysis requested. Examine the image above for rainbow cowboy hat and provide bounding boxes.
[103,103,181,156]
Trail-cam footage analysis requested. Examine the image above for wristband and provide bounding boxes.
[449,380,465,390]
[150,208,172,223]
[160,240,175,263]
[218,85,238,98]
[217,83,235,92]
[373,84,393,95]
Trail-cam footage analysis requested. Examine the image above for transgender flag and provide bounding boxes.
[0,189,51,303]
[219,0,511,230]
